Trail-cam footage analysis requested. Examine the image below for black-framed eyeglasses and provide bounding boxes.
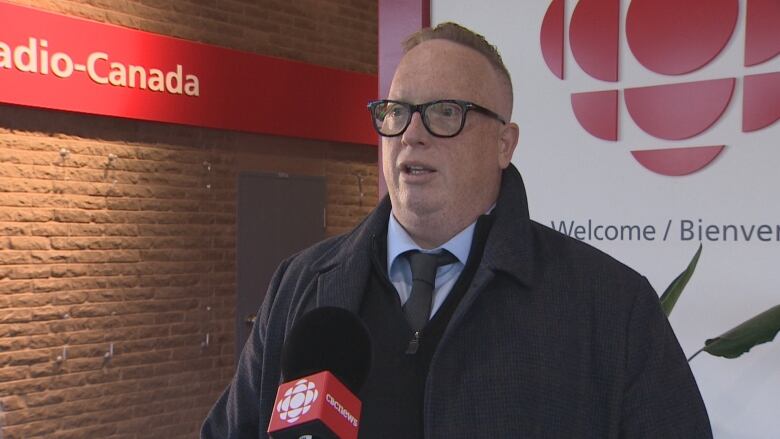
[367,99,507,138]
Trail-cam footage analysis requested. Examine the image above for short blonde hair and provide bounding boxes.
[403,22,513,100]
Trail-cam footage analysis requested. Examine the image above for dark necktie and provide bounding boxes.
[403,250,458,332]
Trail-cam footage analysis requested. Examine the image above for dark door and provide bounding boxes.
[236,172,326,364]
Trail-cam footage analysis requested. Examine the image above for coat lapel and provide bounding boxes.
[315,256,371,313]
[439,165,537,346]
[309,196,392,315]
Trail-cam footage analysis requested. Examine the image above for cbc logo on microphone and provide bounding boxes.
[275,379,319,423]
[540,0,780,176]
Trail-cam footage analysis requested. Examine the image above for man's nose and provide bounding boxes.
[401,112,429,146]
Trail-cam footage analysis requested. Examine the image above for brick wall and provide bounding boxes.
[0,1,378,438]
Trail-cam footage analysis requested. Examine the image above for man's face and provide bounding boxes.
[383,39,517,245]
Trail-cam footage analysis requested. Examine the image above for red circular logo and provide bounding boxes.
[540,0,780,176]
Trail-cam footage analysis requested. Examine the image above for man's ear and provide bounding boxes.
[498,122,519,169]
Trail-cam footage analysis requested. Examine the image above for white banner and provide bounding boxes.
[432,1,779,437]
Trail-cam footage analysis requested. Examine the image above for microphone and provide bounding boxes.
[267,307,372,439]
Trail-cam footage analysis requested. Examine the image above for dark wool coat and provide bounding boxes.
[202,165,712,438]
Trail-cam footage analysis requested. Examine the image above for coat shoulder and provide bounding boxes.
[528,220,654,302]
[531,220,643,274]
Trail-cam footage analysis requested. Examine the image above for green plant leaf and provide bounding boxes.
[659,244,702,317]
[693,305,780,360]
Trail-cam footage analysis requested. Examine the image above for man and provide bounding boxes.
[202,23,712,438]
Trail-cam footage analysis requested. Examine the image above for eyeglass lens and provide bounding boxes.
[373,101,465,137]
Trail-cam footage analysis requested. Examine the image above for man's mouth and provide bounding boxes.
[403,164,435,175]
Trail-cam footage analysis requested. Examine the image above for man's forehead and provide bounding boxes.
[399,39,493,73]
[389,39,496,101]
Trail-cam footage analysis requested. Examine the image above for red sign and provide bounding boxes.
[268,371,361,439]
[0,1,377,145]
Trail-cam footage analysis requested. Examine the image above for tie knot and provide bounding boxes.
[407,250,458,286]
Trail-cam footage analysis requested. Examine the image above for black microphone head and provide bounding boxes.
[281,307,372,394]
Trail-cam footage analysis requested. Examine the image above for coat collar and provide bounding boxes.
[480,164,536,288]
[308,164,536,312]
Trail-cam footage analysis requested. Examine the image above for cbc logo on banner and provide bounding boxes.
[275,379,319,423]
[540,0,780,176]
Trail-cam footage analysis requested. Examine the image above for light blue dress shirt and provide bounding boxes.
[386,212,476,318]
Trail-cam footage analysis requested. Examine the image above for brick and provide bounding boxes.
[0,207,53,222]
[36,275,127,293]
[112,350,171,367]
[0,367,28,383]
[83,290,124,303]
[0,379,42,398]
[51,291,88,305]
[0,177,50,193]
[50,265,90,278]
[0,309,33,323]
[0,222,28,235]
[65,331,106,346]
[0,193,66,208]
[48,319,89,334]
[55,411,96,430]
[62,358,110,376]
[52,209,92,223]
[0,322,49,337]
[0,420,59,439]
[7,266,51,280]
[24,391,65,408]
[49,237,88,250]
[44,386,98,405]
[115,417,154,434]
[171,346,203,361]
[53,424,117,439]
[0,337,26,352]
[0,395,26,411]
[28,362,63,378]
[0,293,50,308]
[123,289,155,300]
[27,251,69,264]
[65,224,103,236]
[102,224,139,236]
[32,307,67,322]
[28,334,67,349]
[27,223,70,237]
[68,304,122,318]
[0,280,32,294]
[0,252,32,266]
[48,372,89,390]
[8,350,51,366]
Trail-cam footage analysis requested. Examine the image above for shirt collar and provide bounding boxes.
[387,211,477,270]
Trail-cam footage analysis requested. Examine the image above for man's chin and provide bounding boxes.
[393,197,443,220]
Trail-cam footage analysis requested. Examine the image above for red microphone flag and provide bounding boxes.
[268,371,362,439]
